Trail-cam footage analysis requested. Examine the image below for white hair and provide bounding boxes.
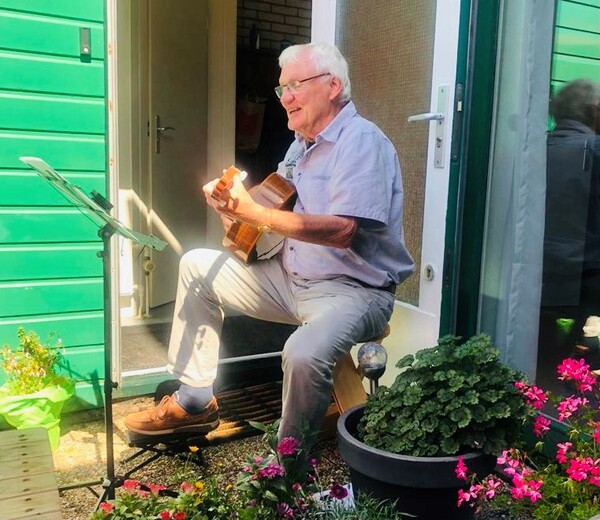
[279,42,351,104]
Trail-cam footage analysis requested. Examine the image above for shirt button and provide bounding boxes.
[290,246,294,251]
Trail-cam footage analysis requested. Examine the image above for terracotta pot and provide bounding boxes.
[337,404,496,520]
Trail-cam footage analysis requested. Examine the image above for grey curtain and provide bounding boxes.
[478,0,555,378]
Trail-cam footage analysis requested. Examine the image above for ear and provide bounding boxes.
[328,75,343,101]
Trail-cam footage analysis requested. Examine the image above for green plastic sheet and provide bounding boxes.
[0,383,73,450]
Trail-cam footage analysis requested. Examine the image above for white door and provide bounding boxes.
[146,0,209,307]
[316,0,462,385]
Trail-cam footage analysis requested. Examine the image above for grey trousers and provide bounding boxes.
[166,248,394,443]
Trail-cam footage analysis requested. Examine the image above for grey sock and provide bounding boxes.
[175,384,213,414]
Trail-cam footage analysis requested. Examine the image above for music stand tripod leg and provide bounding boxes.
[94,224,121,506]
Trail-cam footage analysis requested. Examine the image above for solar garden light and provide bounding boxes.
[357,341,388,394]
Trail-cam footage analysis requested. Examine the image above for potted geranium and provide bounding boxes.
[0,327,74,450]
[457,356,600,520]
[337,334,533,520]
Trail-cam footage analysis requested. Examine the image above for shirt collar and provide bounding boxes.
[295,101,357,147]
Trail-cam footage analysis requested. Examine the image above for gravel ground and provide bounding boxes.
[52,395,528,520]
[53,395,349,520]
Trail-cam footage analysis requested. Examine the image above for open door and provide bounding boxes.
[329,0,464,385]
[146,0,209,307]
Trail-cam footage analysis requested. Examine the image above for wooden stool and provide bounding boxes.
[320,323,391,438]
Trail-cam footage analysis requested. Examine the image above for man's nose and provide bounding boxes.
[279,87,294,104]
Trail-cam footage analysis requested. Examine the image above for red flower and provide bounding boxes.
[159,512,172,520]
[329,482,349,500]
[98,502,114,514]
[173,513,187,520]
[122,479,140,490]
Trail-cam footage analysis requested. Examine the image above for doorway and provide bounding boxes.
[113,0,307,392]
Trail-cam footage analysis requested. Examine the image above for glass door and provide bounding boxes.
[319,0,465,383]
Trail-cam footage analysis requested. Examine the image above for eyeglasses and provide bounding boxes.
[274,73,331,99]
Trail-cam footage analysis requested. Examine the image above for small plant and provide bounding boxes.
[92,477,237,520]
[235,420,347,518]
[0,327,73,395]
[457,357,600,520]
[359,334,533,456]
[93,421,408,519]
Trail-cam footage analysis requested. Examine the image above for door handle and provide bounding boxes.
[406,85,449,168]
[407,112,444,122]
[155,115,176,154]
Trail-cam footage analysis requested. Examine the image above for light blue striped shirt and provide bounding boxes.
[276,101,414,287]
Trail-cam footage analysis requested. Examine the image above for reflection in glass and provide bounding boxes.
[539,79,600,396]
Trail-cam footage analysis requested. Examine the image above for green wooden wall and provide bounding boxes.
[551,0,600,91]
[0,0,107,410]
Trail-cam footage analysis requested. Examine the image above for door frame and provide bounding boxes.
[444,0,501,338]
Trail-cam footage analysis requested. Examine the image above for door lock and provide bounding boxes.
[424,264,435,281]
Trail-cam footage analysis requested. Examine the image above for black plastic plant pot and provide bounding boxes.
[337,404,496,520]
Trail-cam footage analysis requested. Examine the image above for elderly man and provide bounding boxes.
[125,42,414,444]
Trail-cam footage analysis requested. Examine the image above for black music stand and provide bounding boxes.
[20,156,167,503]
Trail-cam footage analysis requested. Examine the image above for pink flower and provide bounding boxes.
[497,449,523,476]
[482,477,503,499]
[329,482,349,500]
[556,442,572,464]
[147,483,166,496]
[557,358,596,393]
[276,502,294,518]
[457,485,480,507]
[98,502,114,514]
[533,414,551,437]
[525,479,543,503]
[257,462,285,479]
[593,425,600,444]
[277,437,301,456]
[455,456,468,481]
[514,381,548,410]
[556,396,588,421]
[566,457,594,481]
[179,481,195,493]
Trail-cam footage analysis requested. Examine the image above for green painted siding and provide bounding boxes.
[0,0,107,409]
[551,0,600,90]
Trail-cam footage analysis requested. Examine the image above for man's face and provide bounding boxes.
[278,54,342,141]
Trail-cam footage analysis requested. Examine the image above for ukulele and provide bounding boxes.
[211,166,297,263]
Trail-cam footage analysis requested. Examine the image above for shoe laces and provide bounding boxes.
[151,395,173,420]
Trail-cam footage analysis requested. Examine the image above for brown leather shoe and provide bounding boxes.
[124,394,219,436]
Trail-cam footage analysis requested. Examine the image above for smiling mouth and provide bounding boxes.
[288,108,300,115]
